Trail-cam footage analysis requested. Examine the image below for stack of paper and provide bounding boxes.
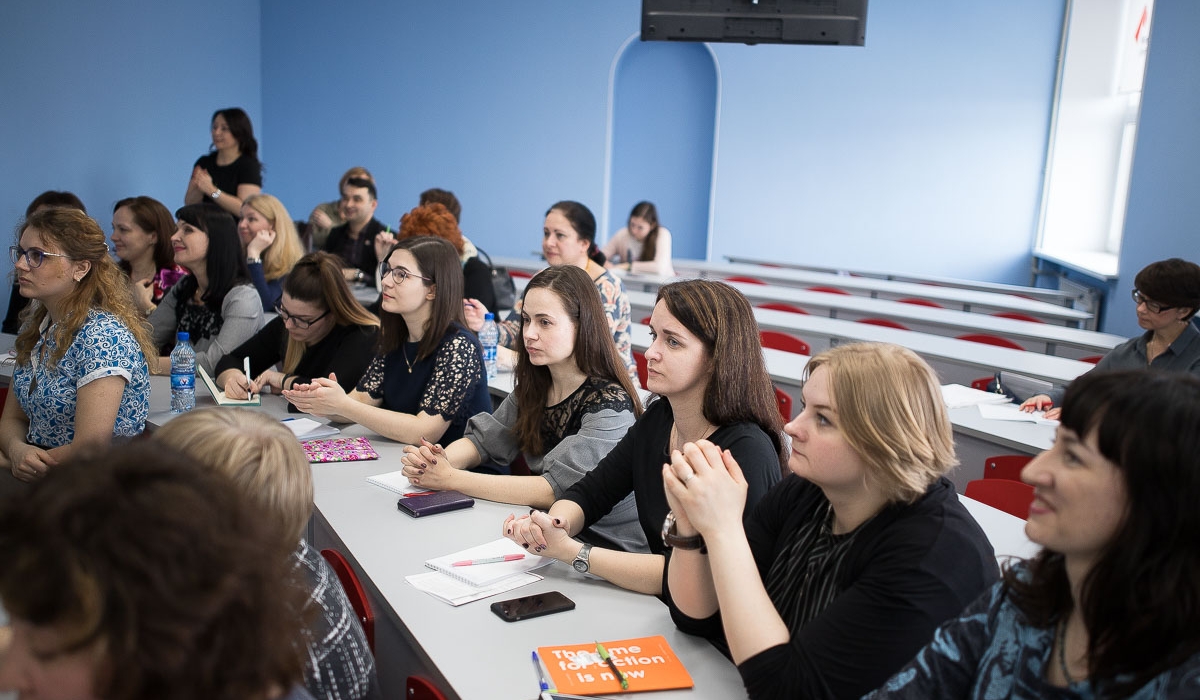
[406,538,553,606]
[977,402,1059,425]
[941,384,1013,409]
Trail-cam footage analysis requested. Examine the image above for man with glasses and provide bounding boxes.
[1022,257,1200,419]
[322,177,386,287]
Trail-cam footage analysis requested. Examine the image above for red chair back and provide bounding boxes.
[509,453,531,477]
[897,297,944,308]
[320,549,375,652]
[633,351,649,390]
[509,269,533,280]
[806,285,850,295]
[406,676,449,700]
[857,318,909,330]
[970,376,993,391]
[760,330,811,356]
[983,455,1032,481]
[965,479,1035,520]
[1081,355,1103,365]
[957,334,1026,351]
[774,387,792,421]
[639,316,653,325]
[757,302,809,315]
[725,275,765,285]
[993,311,1044,324]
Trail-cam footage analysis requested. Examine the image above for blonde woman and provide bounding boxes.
[154,408,380,700]
[0,208,155,484]
[239,193,306,311]
[664,343,998,700]
[215,252,378,401]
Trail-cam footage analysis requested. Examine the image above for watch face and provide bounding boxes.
[572,559,588,573]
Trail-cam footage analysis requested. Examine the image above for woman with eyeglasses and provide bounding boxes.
[0,208,154,486]
[148,204,264,375]
[1021,258,1200,419]
[214,252,379,405]
[283,237,491,445]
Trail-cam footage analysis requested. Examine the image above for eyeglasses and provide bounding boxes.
[10,245,72,269]
[274,304,330,329]
[379,262,432,285]
[1131,289,1175,314]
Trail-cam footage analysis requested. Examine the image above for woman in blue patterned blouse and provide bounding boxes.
[0,208,154,485]
[868,369,1200,699]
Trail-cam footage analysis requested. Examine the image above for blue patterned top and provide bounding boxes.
[12,310,150,448]
[865,562,1200,699]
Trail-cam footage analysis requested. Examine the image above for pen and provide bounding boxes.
[595,641,628,690]
[531,650,550,692]
[402,490,438,498]
[243,357,253,394]
[452,554,525,566]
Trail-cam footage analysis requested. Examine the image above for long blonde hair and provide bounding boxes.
[14,209,156,370]
[242,193,304,282]
[280,252,379,373]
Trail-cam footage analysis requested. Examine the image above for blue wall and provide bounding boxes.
[0,1,262,314]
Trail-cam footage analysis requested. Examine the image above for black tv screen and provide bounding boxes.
[642,0,868,46]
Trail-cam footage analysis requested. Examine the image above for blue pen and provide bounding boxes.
[531,650,551,692]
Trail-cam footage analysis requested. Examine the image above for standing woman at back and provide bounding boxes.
[185,107,263,217]
[603,201,675,277]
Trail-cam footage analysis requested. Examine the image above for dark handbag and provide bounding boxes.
[476,247,517,309]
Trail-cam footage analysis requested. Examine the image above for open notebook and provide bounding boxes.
[197,366,260,406]
[425,538,552,587]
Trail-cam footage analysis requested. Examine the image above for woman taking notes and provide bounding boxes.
[602,200,675,277]
[238,193,306,311]
[503,280,784,594]
[664,343,997,700]
[284,237,491,445]
[148,204,264,375]
[869,370,1200,698]
[215,252,378,401]
[400,266,645,550]
[0,208,153,484]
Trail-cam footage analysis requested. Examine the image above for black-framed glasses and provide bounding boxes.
[275,304,330,329]
[10,245,71,268]
[1132,289,1175,314]
[379,261,432,285]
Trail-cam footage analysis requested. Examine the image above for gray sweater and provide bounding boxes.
[149,283,264,375]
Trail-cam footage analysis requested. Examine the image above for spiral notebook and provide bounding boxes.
[424,538,552,587]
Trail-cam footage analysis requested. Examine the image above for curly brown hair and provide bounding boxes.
[398,202,464,255]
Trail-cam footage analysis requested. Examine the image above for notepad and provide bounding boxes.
[536,635,694,695]
[197,365,260,406]
[424,538,552,587]
[404,570,542,606]
[283,417,341,441]
[977,402,1059,425]
[365,468,422,494]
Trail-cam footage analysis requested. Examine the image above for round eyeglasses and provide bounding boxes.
[1131,289,1175,314]
[274,304,330,329]
[10,245,71,268]
[379,261,433,285]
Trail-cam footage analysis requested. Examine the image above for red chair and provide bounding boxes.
[806,285,850,295]
[983,455,1032,481]
[406,676,449,700]
[320,549,375,652]
[639,316,652,325]
[1081,355,1103,364]
[857,318,909,330]
[965,479,1035,520]
[897,297,943,309]
[509,453,531,477]
[633,351,649,390]
[725,275,765,285]
[993,311,1044,324]
[970,376,993,391]
[509,269,533,280]
[757,302,809,315]
[760,330,811,356]
[957,334,1026,351]
[774,387,793,421]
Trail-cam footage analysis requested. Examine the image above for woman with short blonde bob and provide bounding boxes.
[239,193,306,311]
[664,342,998,700]
[154,408,379,700]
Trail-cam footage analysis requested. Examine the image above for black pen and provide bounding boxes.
[595,641,628,690]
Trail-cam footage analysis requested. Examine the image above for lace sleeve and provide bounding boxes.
[354,354,387,399]
[419,334,484,419]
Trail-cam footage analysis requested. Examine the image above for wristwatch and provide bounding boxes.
[571,543,593,574]
[210,189,221,200]
[662,511,706,552]
[246,256,262,265]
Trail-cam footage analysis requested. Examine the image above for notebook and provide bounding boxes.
[283,417,341,441]
[196,365,261,406]
[366,468,422,494]
[304,436,378,463]
[536,635,694,695]
[424,537,552,587]
[397,490,476,518]
[940,384,1013,409]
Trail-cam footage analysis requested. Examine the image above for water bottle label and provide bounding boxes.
[483,346,497,364]
[171,373,195,391]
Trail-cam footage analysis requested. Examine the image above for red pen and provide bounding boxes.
[452,554,526,567]
[403,490,438,498]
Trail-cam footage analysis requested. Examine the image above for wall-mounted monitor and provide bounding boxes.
[642,0,868,46]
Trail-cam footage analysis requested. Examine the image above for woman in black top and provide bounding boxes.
[664,342,998,700]
[504,279,786,595]
[184,107,263,217]
[216,252,379,405]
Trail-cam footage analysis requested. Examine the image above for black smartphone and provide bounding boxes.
[490,591,575,622]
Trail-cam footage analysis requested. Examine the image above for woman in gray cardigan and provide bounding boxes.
[400,265,646,551]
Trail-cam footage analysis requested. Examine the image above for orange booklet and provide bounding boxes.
[536,635,694,695]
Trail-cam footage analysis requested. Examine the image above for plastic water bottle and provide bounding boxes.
[480,312,499,379]
[170,331,196,412]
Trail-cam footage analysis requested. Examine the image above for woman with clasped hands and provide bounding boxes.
[502,280,785,595]
[663,343,998,700]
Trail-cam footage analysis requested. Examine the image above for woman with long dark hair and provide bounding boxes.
[111,195,186,317]
[400,265,645,549]
[602,200,675,276]
[184,106,263,216]
[869,369,1200,699]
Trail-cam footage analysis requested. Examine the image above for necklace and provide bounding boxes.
[670,421,715,453]
[1056,618,1077,686]
[401,344,414,373]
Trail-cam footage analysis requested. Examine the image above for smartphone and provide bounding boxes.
[490,591,575,622]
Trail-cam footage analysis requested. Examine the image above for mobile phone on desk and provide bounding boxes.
[490,591,575,622]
